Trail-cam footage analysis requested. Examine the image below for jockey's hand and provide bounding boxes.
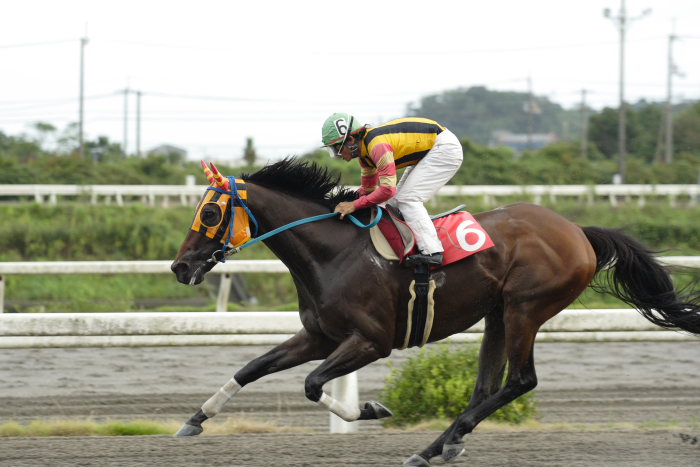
[334,201,356,219]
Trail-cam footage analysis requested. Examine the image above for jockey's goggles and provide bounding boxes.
[327,143,342,157]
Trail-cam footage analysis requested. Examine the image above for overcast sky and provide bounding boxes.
[1,0,699,163]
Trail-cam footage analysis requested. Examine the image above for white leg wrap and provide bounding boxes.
[201,377,242,417]
[317,392,361,422]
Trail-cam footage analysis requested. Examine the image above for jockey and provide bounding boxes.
[322,113,463,266]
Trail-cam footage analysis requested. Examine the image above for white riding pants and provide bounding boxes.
[388,129,463,254]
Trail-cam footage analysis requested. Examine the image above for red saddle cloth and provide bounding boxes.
[377,208,495,267]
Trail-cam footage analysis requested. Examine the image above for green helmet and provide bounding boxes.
[321,113,363,147]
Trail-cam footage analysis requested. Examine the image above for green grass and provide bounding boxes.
[3,274,213,313]
[0,201,697,312]
[3,416,695,438]
[0,417,307,437]
[0,420,171,437]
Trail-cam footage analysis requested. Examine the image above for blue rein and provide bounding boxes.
[207,176,383,263]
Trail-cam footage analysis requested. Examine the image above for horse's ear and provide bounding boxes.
[201,160,216,186]
[209,162,231,190]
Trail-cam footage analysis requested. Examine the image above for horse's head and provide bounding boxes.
[171,162,254,285]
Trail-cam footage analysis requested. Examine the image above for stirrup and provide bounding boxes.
[405,252,444,267]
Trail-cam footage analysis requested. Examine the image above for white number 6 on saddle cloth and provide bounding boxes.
[435,212,494,264]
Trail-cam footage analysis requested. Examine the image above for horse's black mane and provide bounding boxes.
[242,157,357,209]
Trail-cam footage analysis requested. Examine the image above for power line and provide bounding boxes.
[0,95,411,112]
[2,80,694,112]
[84,116,342,123]
[142,91,283,103]
[0,38,76,49]
[141,91,415,107]
[0,93,118,111]
[100,37,667,55]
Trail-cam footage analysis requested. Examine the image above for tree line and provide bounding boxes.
[409,86,700,163]
[1,86,699,185]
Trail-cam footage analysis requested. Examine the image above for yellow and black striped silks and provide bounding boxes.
[190,180,252,248]
[361,117,446,169]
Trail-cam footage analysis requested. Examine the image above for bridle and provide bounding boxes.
[202,176,382,266]
[203,176,259,264]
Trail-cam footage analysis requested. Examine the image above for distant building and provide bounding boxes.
[148,144,188,159]
[489,130,557,154]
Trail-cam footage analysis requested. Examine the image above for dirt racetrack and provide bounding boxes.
[2,430,700,467]
[1,341,700,466]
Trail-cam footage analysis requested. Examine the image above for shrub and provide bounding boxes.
[95,420,172,436]
[379,343,537,427]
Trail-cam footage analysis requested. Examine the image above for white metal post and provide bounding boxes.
[329,372,359,433]
[0,275,4,313]
[217,274,232,312]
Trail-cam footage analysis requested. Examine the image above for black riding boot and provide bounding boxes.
[405,252,444,266]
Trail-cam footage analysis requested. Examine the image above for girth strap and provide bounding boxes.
[410,264,431,347]
[402,263,436,349]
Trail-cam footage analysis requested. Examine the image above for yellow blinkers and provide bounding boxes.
[190,179,252,248]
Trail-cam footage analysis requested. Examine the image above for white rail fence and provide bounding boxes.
[1,309,698,349]
[1,258,699,314]
[0,260,288,314]
[1,184,698,207]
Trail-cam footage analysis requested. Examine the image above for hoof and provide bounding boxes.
[358,401,393,420]
[403,454,431,467]
[175,423,203,437]
[442,442,465,463]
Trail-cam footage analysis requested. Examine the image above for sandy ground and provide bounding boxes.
[1,342,700,466]
[2,431,700,467]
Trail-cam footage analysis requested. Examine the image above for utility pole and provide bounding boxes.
[136,91,142,157]
[580,89,588,159]
[78,36,88,158]
[526,76,533,151]
[604,0,651,183]
[123,88,129,156]
[664,29,680,163]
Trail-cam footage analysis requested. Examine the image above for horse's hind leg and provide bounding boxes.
[440,307,539,461]
[404,310,507,466]
[406,302,542,466]
[176,328,335,436]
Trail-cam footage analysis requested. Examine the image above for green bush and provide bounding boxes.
[379,343,537,427]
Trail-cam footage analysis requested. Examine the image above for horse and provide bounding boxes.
[171,158,700,466]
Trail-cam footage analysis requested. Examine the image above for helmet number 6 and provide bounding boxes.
[334,119,348,136]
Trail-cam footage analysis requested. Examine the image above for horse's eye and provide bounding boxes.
[200,204,222,227]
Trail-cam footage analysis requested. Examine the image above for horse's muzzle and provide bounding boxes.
[171,260,205,285]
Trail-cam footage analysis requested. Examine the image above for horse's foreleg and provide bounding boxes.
[405,311,507,467]
[176,328,335,437]
[304,332,392,422]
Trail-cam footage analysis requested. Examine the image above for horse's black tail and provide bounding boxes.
[583,226,700,336]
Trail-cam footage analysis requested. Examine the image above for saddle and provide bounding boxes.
[369,205,495,349]
[369,205,494,267]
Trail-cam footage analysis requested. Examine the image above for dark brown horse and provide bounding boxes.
[171,158,700,466]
